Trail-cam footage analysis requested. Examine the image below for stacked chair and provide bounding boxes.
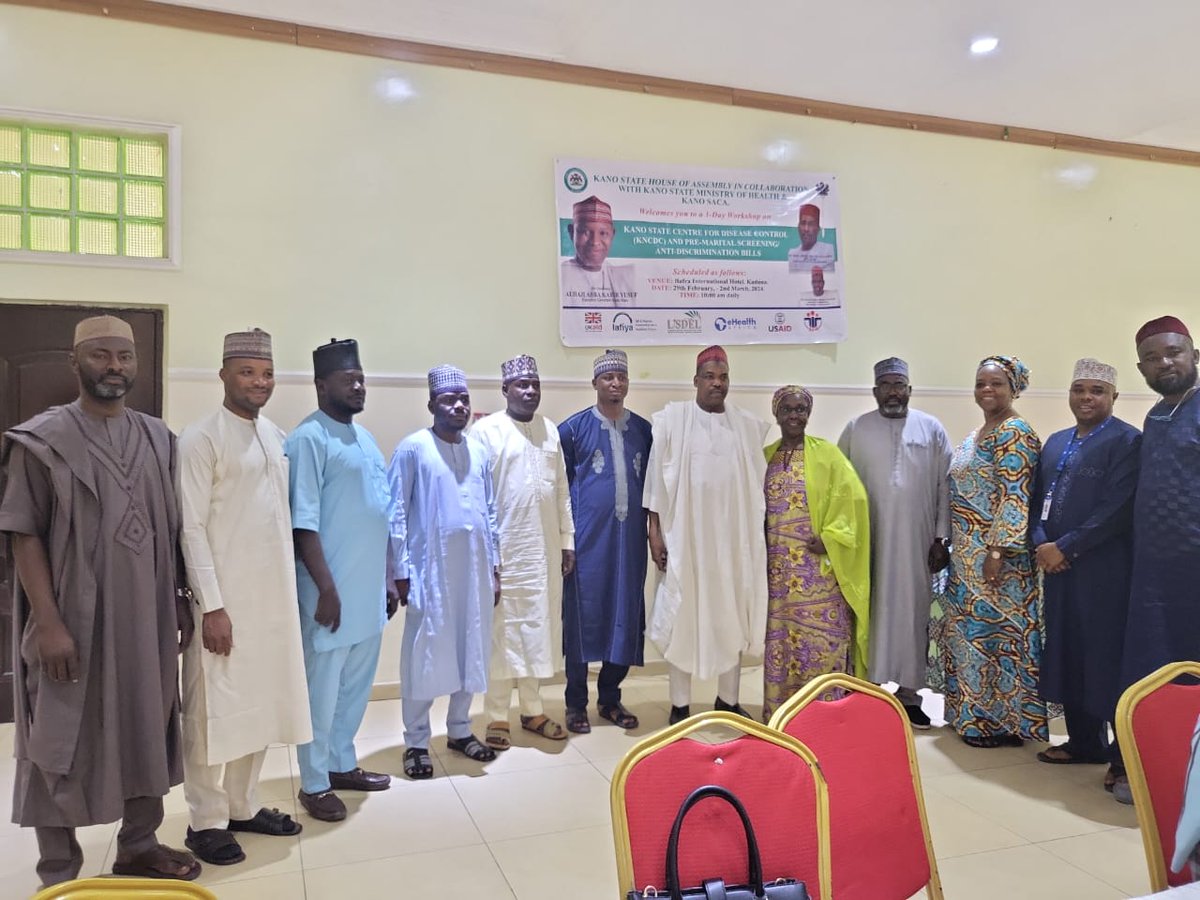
[611,672,942,900]
[611,711,832,899]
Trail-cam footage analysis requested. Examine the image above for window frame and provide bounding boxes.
[0,107,181,269]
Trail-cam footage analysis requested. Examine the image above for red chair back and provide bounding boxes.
[770,675,942,900]
[611,712,831,900]
[1117,662,1200,891]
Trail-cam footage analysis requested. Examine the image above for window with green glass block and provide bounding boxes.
[0,121,169,259]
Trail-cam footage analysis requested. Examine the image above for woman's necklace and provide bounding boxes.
[779,439,804,467]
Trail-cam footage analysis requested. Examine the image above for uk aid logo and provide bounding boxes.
[583,311,603,333]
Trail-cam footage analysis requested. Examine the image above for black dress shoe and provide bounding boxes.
[328,767,391,791]
[713,696,752,719]
[668,704,691,725]
[298,789,347,822]
[904,704,932,730]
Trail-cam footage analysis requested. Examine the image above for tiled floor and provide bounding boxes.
[0,669,1149,899]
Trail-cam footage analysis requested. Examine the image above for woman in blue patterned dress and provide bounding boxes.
[937,356,1048,748]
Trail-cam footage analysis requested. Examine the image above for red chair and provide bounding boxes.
[768,674,943,900]
[611,711,832,900]
[1116,660,1200,892]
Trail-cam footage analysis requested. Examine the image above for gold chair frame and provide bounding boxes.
[31,877,218,898]
[610,710,833,900]
[767,673,944,900]
[1115,659,1200,893]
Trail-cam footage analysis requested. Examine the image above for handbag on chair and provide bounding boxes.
[627,784,810,900]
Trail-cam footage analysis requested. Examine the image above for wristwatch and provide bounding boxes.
[176,586,196,604]
[988,550,1002,560]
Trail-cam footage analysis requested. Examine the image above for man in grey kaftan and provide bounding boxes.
[838,357,951,727]
[0,315,198,887]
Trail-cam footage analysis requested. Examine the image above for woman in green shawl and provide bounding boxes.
[763,385,871,720]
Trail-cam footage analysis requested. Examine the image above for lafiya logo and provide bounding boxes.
[667,309,702,334]
[769,311,793,333]
[803,311,823,332]
[563,167,588,193]
[714,316,757,332]
[583,311,603,332]
[612,313,634,333]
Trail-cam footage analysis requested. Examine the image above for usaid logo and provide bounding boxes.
[667,309,702,334]
[612,313,634,333]
[769,311,793,333]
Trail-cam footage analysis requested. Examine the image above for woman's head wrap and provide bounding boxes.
[772,385,812,417]
[978,355,1030,395]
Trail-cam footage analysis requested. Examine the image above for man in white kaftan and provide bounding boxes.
[472,354,576,748]
[388,365,501,777]
[178,330,310,864]
[838,357,951,728]
[646,345,769,723]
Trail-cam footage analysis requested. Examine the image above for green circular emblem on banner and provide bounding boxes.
[563,167,588,193]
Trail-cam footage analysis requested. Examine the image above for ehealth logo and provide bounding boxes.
[714,316,757,332]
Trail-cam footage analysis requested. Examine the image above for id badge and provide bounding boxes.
[1040,492,1052,522]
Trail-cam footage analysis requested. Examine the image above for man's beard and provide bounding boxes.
[1150,363,1199,397]
[80,370,132,400]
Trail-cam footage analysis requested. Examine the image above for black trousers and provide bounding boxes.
[1063,703,1118,764]
[565,658,629,710]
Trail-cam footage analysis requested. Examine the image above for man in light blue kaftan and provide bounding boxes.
[559,350,652,734]
[389,365,501,778]
[286,339,393,822]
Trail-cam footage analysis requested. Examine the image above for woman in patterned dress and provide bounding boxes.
[937,356,1048,748]
[762,386,871,721]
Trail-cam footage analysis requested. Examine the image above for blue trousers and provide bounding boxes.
[402,690,474,750]
[297,633,382,794]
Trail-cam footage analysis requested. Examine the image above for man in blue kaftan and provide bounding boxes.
[286,339,393,823]
[558,349,652,734]
[1116,316,1200,803]
[388,365,501,779]
[1123,317,1200,685]
[1030,358,1139,784]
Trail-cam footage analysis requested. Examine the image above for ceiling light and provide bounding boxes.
[970,36,999,55]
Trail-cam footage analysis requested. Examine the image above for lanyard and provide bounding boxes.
[1041,416,1111,520]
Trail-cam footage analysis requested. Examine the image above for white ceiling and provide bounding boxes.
[166,0,1200,152]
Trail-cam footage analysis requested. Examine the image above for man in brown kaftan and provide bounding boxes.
[0,315,199,887]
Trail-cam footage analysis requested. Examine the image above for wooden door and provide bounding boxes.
[0,302,164,724]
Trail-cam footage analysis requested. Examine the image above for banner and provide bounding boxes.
[556,158,845,347]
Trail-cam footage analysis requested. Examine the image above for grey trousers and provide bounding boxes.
[35,794,164,887]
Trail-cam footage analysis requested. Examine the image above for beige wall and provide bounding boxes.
[0,5,1179,687]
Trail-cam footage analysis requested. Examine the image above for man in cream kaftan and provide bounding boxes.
[646,345,769,722]
[178,330,310,864]
[472,354,575,746]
